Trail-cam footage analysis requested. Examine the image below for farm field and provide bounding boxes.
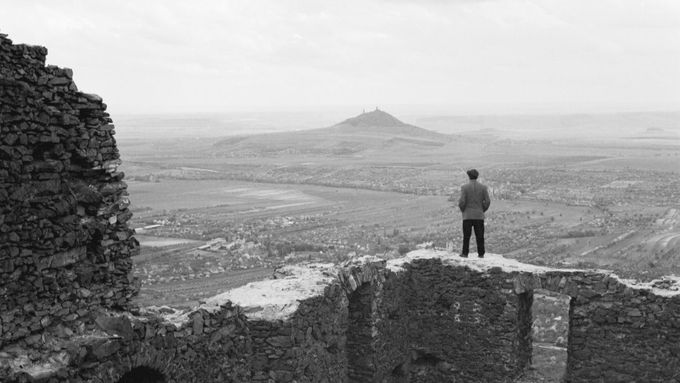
[130,237,275,308]
[119,110,680,308]
[127,179,600,254]
[128,179,329,215]
[126,178,607,306]
[126,177,668,306]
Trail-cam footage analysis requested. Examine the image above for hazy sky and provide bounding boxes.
[2,0,679,115]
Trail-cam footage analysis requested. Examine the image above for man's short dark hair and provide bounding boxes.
[467,169,479,180]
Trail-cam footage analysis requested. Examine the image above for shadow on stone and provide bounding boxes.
[116,366,166,383]
[347,282,376,382]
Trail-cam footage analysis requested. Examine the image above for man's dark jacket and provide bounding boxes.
[458,180,491,220]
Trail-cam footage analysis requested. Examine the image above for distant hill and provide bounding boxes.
[321,109,448,141]
[214,109,451,156]
[631,127,680,140]
[339,109,409,127]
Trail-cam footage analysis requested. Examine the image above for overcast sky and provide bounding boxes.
[2,0,679,115]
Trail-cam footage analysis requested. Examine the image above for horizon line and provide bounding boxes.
[113,107,680,118]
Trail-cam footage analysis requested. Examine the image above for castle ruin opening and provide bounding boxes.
[530,289,571,382]
[517,291,534,371]
[116,366,166,383]
[347,282,376,382]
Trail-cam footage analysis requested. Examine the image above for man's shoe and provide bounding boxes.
[460,254,468,258]
[478,254,484,258]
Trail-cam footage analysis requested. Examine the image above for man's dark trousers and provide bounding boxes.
[462,219,484,257]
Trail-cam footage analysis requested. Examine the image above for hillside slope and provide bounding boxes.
[214,109,451,156]
[323,109,448,140]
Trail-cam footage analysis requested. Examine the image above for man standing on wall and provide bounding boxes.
[458,169,491,258]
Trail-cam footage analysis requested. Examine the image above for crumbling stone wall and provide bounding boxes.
[247,282,348,383]
[400,260,532,382]
[538,272,680,383]
[1,302,252,382]
[338,259,533,383]
[338,258,680,383]
[567,291,680,382]
[87,303,252,383]
[0,34,137,350]
[0,33,258,383]
[372,269,411,383]
[341,260,388,382]
[347,282,378,381]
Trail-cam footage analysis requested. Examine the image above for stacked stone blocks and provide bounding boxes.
[0,34,138,352]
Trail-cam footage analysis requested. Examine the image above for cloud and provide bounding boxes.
[1,0,678,113]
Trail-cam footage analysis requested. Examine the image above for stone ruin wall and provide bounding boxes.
[0,33,138,351]
[2,34,680,383]
[341,259,532,383]
[239,257,680,383]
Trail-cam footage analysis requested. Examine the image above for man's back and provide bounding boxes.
[458,180,490,220]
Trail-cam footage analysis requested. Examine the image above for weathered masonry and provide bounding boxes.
[2,33,680,383]
[0,33,138,345]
